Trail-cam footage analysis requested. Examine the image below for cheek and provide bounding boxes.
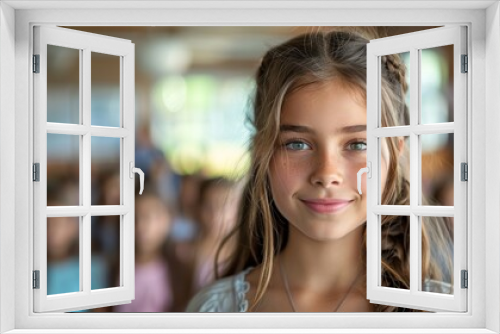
[269,155,296,193]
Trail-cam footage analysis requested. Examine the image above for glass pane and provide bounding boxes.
[47,133,80,206]
[91,136,121,206]
[380,51,410,127]
[421,133,454,206]
[47,45,80,124]
[91,215,120,290]
[420,216,454,295]
[380,136,410,204]
[380,215,410,290]
[420,45,454,124]
[47,216,80,295]
[91,52,120,127]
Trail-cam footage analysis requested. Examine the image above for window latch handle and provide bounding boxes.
[357,162,371,195]
[129,162,144,195]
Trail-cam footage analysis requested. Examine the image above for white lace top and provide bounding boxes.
[185,267,253,312]
[185,267,453,312]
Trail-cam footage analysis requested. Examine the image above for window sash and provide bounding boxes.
[33,25,136,313]
[366,26,468,312]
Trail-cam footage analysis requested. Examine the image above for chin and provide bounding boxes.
[301,221,366,242]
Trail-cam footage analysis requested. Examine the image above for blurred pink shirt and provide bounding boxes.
[115,258,172,312]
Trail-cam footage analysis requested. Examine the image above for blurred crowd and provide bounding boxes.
[47,125,244,312]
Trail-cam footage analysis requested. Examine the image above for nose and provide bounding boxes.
[310,149,343,188]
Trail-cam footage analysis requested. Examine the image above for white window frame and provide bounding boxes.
[1,1,499,333]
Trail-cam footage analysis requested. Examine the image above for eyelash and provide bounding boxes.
[347,140,367,151]
[281,138,367,152]
[282,138,311,151]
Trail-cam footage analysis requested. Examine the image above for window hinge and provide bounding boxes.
[461,162,468,181]
[461,270,468,289]
[33,54,40,73]
[461,54,468,73]
[33,163,40,182]
[33,270,40,289]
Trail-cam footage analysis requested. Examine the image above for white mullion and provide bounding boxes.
[373,123,454,138]
[413,123,454,135]
[373,126,411,138]
[90,126,130,138]
[82,47,92,294]
[46,123,130,138]
[46,123,88,136]
[46,205,128,216]
[90,205,129,216]
[373,205,454,217]
[409,47,420,295]
[47,206,90,217]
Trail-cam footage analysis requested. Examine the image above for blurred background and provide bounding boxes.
[45,26,454,312]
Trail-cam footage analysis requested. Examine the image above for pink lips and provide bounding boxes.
[301,199,352,214]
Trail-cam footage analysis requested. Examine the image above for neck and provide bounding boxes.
[279,224,365,293]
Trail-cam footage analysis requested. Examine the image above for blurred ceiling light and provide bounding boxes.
[154,75,187,113]
[143,39,192,75]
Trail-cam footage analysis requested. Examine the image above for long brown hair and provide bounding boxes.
[216,29,453,312]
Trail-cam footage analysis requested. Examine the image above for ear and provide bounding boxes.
[398,137,405,158]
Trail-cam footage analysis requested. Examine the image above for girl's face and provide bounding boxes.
[269,79,389,241]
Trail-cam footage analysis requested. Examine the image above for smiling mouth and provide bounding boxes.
[300,199,353,214]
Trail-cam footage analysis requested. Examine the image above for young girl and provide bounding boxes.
[186,29,453,312]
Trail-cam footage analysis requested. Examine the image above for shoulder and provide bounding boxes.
[185,268,252,312]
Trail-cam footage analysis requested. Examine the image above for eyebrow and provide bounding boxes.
[279,124,366,134]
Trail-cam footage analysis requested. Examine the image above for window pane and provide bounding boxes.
[380,51,410,127]
[47,133,80,206]
[380,136,410,204]
[47,216,80,295]
[91,52,120,127]
[91,215,120,290]
[91,136,121,206]
[421,133,454,206]
[420,45,454,124]
[381,215,410,290]
[47,45,80,124]
[420,216,454,295]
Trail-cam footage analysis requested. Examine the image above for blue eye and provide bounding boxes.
[285,141,311,151]
[349,142,367,151]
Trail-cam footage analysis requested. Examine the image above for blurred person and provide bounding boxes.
[169,173,201,242]
[113,188,189,312]
[135,123,178,204]
[184,177,242,295]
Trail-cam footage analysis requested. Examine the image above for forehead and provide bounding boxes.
[280,80,366,129]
